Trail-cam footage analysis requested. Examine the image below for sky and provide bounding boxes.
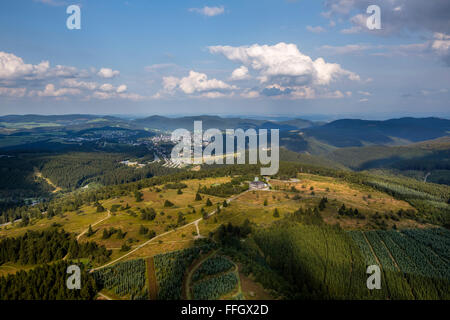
[0,0,449,119]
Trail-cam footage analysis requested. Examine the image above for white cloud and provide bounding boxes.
[33,0,65,6]
[431,33,450,61]
[97,68,120,78]
[340,14,366,34]
[306,26,326,34]
[209,43,360,87]
[189,6,225,17]
[0,52,50,80]
[0,52,88,85]
[0,52,144,102]
[145,63,178,72]
[99,83,115,92]
[240,90,260,99]
[200,92,229,99]
[32,84,81,97]
[162,76,181,92]
[116,84,127,93]
[91,90,143,101]
[0,87,27,98]
[163,70,235,95]
[374,33,450,65]
[359,98,369,102]
[324,90,345,99]
[320,44,372,55]
[92,91,112,100]
[230,66,250,80]
[323,0,450,36]
[118,92,144,101]
[61,79,98,90]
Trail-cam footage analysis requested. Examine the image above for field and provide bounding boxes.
[0,167,448,300]
[269,174,425,229]
[93,259,148,300]
[188,253,241,300]
[78,178,226,259]
[349,228,449,299]
[0,205,104,239]
[0,262,37,277]
[0,177,230,266]
[198,174,424,236]
[153,244,216,300]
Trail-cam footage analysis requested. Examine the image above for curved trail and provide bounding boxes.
[97,292,113,300]
[77,210,111,241]
[91,190,249,272]
[184,249,218,299]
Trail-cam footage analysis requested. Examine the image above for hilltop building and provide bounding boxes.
[249,177,269,190]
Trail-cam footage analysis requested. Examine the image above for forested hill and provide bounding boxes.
[132,115,316,131]
[303,117,450,147]
[0,114,317,134]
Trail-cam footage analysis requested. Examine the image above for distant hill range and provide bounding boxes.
[132,115,315,131]
[302,117,450,147]
[0,114,316,132]
[0,114,449,184]
[1,114,448,148]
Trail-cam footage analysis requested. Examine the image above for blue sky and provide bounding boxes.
[0,0,449,119]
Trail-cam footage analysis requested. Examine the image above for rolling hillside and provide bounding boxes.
[302,117,450,147]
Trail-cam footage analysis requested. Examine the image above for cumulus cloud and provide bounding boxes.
[61,79,98,90]
[340,14,366,34]
[97,68,120,78]
[145,63,179,72]
[33,0,65,6]
[200,91,229,99]
[31,84,81,97]
[99,83,115,92]
[0,52,88,85]
[306,26,326,34]
[189,6,225,17]
[209,42,360,88]
[162,70,236,96]
[0,52,144,101]
[374,33,450,66]
[0,87,27,98]
[240,90,260,99]
[0,52,50,80]
[116,84,127,93]
[322,0,450,35]
[91,90,143,101]
[431,33,450,65]
[230,66,250,80]
[320,44,372,55]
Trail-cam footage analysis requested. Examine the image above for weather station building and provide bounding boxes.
[249,177,269,190]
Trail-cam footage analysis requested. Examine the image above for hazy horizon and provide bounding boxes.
[1,112,450,122]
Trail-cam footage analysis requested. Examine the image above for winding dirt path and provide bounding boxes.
[77,210,111,241]
[91,190,249,272]
[97,292,113,300]
[184,250,218,299]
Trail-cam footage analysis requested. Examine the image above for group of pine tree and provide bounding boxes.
[0,228,111,265]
